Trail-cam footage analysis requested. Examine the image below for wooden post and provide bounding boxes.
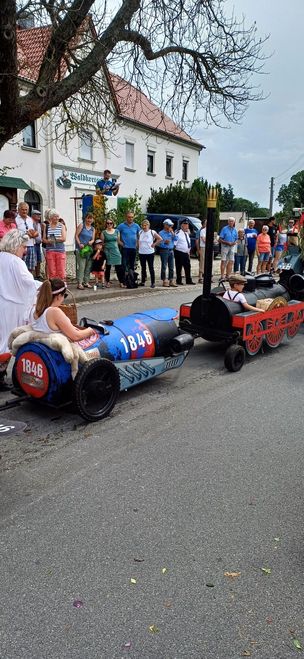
[203,186,218,298]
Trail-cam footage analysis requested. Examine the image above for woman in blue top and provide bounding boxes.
[75,213,95,289]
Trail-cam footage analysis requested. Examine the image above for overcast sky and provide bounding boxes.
[192,0,304,211]
[108,0,302,211]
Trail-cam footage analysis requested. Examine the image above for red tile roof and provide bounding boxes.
[111,74,201,147]
[17,25,202,148]
[17,25,52,82]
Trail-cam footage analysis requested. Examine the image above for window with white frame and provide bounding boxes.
[182,159,189,181]
[22,122,36,148]
[125,141,134,169]
[79,130,93,160]
[166,155,173,177]
[147,150,155,174]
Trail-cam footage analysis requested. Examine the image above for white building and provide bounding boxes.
[0,26,203,249]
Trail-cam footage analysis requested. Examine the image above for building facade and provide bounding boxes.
[0,27,203,250]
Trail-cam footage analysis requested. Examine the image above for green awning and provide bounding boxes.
[0,176,30,190]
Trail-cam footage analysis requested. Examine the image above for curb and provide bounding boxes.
[68,283,203,305]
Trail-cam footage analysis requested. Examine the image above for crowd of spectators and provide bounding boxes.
[0,194,299,391]
[219,215,295,281]
[0,203,297,296]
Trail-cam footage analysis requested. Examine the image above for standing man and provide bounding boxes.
[266,216,278,272]
[174,219,195,285]
[15,202,38,274]
[96,170,120,197]
[196,219,206,283]
[244,219,258,273]
[158,219,178,287]
[117,211,140,273]
[219,217,238,280]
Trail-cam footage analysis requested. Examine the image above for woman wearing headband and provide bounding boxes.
[32,279,95,341]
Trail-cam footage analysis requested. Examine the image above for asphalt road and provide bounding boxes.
[0,288,304,659]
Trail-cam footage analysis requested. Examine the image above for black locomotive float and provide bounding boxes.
[179,194,304,372]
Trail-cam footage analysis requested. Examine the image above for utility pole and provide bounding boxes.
[269,177,274,215]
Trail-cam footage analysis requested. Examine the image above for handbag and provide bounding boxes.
[79,245,93,258]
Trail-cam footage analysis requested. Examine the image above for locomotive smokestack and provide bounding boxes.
[203,187,218,298]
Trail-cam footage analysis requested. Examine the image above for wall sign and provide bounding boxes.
[54,168,102,189]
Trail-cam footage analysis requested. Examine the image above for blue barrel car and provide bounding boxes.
[12,308,194,422]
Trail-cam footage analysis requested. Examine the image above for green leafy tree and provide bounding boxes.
[109,191,145,225]
[147,182,191,214]
[147,178,222,229]
[219,184,235,211]
[232,197,268,218]
[147,179,208,216]
[277,171,304,215]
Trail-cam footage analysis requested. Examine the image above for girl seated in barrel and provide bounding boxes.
[32,278,96,340]
[223,274,264,313]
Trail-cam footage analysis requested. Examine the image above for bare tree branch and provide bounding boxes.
[0,0,269,150]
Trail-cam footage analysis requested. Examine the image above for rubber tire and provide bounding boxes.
[73,358,120,422]
[224,345,245,372]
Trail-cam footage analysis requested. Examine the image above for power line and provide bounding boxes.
[274,154,304,182]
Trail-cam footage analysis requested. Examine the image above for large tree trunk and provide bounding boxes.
[0,0,20,147]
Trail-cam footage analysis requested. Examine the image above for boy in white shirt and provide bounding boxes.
[223,274,264,313]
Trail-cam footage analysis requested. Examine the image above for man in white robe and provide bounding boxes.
[0,230,38,388]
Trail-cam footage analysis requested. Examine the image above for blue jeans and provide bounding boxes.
[122,247,136,272]
[234,254,246,275]
[160,248,174,281]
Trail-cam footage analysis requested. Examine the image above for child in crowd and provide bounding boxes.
[91,239,106,288]
[223,274,265,313]
[234,228,247,276]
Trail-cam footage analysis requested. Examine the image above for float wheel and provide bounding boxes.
[264,317,285,348]
[224,345,245,372]
[73,358,120,422]
[286,311,301,340]
[244,321,264,356]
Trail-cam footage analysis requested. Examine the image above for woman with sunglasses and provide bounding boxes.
[32,279,95,340]
[102,219,125,288]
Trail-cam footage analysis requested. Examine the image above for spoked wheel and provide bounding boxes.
[244,321,264,356]
[224,345,246,372]
[264,317,285,348]
[286,312,302,340]
[73,359,120,422]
